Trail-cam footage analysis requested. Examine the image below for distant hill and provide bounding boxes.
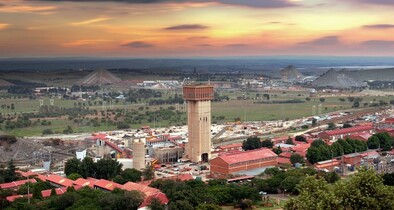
[0,78,14,87]
[78,69,122,85]
[280,65,304,81]
[312,68,394,88]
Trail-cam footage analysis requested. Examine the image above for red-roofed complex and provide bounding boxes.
[94,179,122,191]
[6,194,32,202]
[73,178,98,188]
[210,148,278,178]
[41,187,68,198]
[45,175,74,188]
[217,143,243,152]
[0,179,37,190]
[318,125,373,141]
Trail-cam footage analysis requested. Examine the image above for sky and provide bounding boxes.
[1,0,394,58]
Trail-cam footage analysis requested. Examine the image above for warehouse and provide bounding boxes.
[210,148,278,178]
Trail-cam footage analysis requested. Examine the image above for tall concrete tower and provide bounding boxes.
[132,139,145,170]
[183,84,214,162]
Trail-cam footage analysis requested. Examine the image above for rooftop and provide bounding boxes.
[217,148,277,165]
[320,125,373,136]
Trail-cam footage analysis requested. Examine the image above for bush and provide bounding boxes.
[42,128,54,135]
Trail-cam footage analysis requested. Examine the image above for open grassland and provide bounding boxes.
[1,90,394,137]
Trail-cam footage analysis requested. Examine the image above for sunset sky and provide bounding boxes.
[1,0,394,57]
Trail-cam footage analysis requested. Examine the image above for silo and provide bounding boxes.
[132,139,145,171]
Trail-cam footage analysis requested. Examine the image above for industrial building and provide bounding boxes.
[318,125,374,141]
[183,84,214,162]
[210,148,278,178]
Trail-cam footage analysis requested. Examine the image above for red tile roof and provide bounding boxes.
[278,157,291,165]
[320,125,373,136]
[140,192,169,208]
[6,194,32,202]
[217,143,243,150]
[41,187,68,198]
[279,152,292,158]
[16,171,38,178]
[0,179,37,189]
[122,181,160,197]
[217,148,277,165]
[94,179,122,191]
[74,178,98,188]
[161,174,194,182]
[385,118,394,123]
[46,175,74,187]
[292,143,311,152]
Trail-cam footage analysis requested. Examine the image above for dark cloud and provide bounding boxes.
[225,43,249,47]
[362,40,394,47]
[121,41,153,48]
[31,0,299,8]
[187,36,209,40]
[0,3,5,7]
[195,44,212,47]
[164,24,208,30]
[299,36,340,45]
[352,0,394,5]
[363,24,394,29]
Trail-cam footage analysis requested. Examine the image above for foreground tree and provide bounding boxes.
[285,169,394,210]
[242,136,262,151]
[290,154,305,165]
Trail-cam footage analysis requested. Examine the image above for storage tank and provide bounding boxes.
[132,139,145,170]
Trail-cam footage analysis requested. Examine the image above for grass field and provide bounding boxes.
[1,90,394,136]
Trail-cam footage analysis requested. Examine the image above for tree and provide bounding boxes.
[63,125,73,134]
[50,188,57,197]
[311,118,317,127]
[142,166,155,180]
[64,158,80,176]
[95,158,123,180]
[285,137,295,145]
[261,139,273,148]
[285,169,394,210]
[323,172,340,183]
[342,123,352,128]
[114,168,142,184]
[149,197,165,210]
[352,101,360,108]
[295,136,307,142]
[169,200,194,210]
[290,154,305,165]
[79,157,96,178]
[242,136,262,151]
[4,160,17,183]
[42,128,54,135]
[367,136,380,149]
[196,203,221,210]
[373,132,393,151]
[327,122,336,130]
[272,147,282,155]
[67,173,82,181]
[383,172,394,186]
[319,98,325,103]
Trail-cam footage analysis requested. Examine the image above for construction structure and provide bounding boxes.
[132,139,145,170]
[183,84,214,162]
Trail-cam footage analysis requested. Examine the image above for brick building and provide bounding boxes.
[318,125,374,141]
[210,148,278,178]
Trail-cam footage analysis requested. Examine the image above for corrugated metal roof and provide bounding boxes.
[217,148,277,164]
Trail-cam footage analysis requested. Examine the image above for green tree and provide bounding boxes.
[67,173,82,181]
[149,197,165,210]
[142,166,155,180]
[79,157,96,178]
[64,158,81,176]
[261,139,273,148]
[290,154,305,165]
[323,172,340,183]
[169,200,194,210]
[285,137,295,145]
[242,136,262,151]
[295,136,307,142]
[342,123,352,128]
[95,158,123,180]
[196,203,221,210]
[327,122,336,130]
[272,146,282,155]
[4,160,17,183]
[383,172,394,186]
[42,128,54,135]
[367,136,380,149]
[319,98,325,103]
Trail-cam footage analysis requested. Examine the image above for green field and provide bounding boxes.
[1,90,394,137]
